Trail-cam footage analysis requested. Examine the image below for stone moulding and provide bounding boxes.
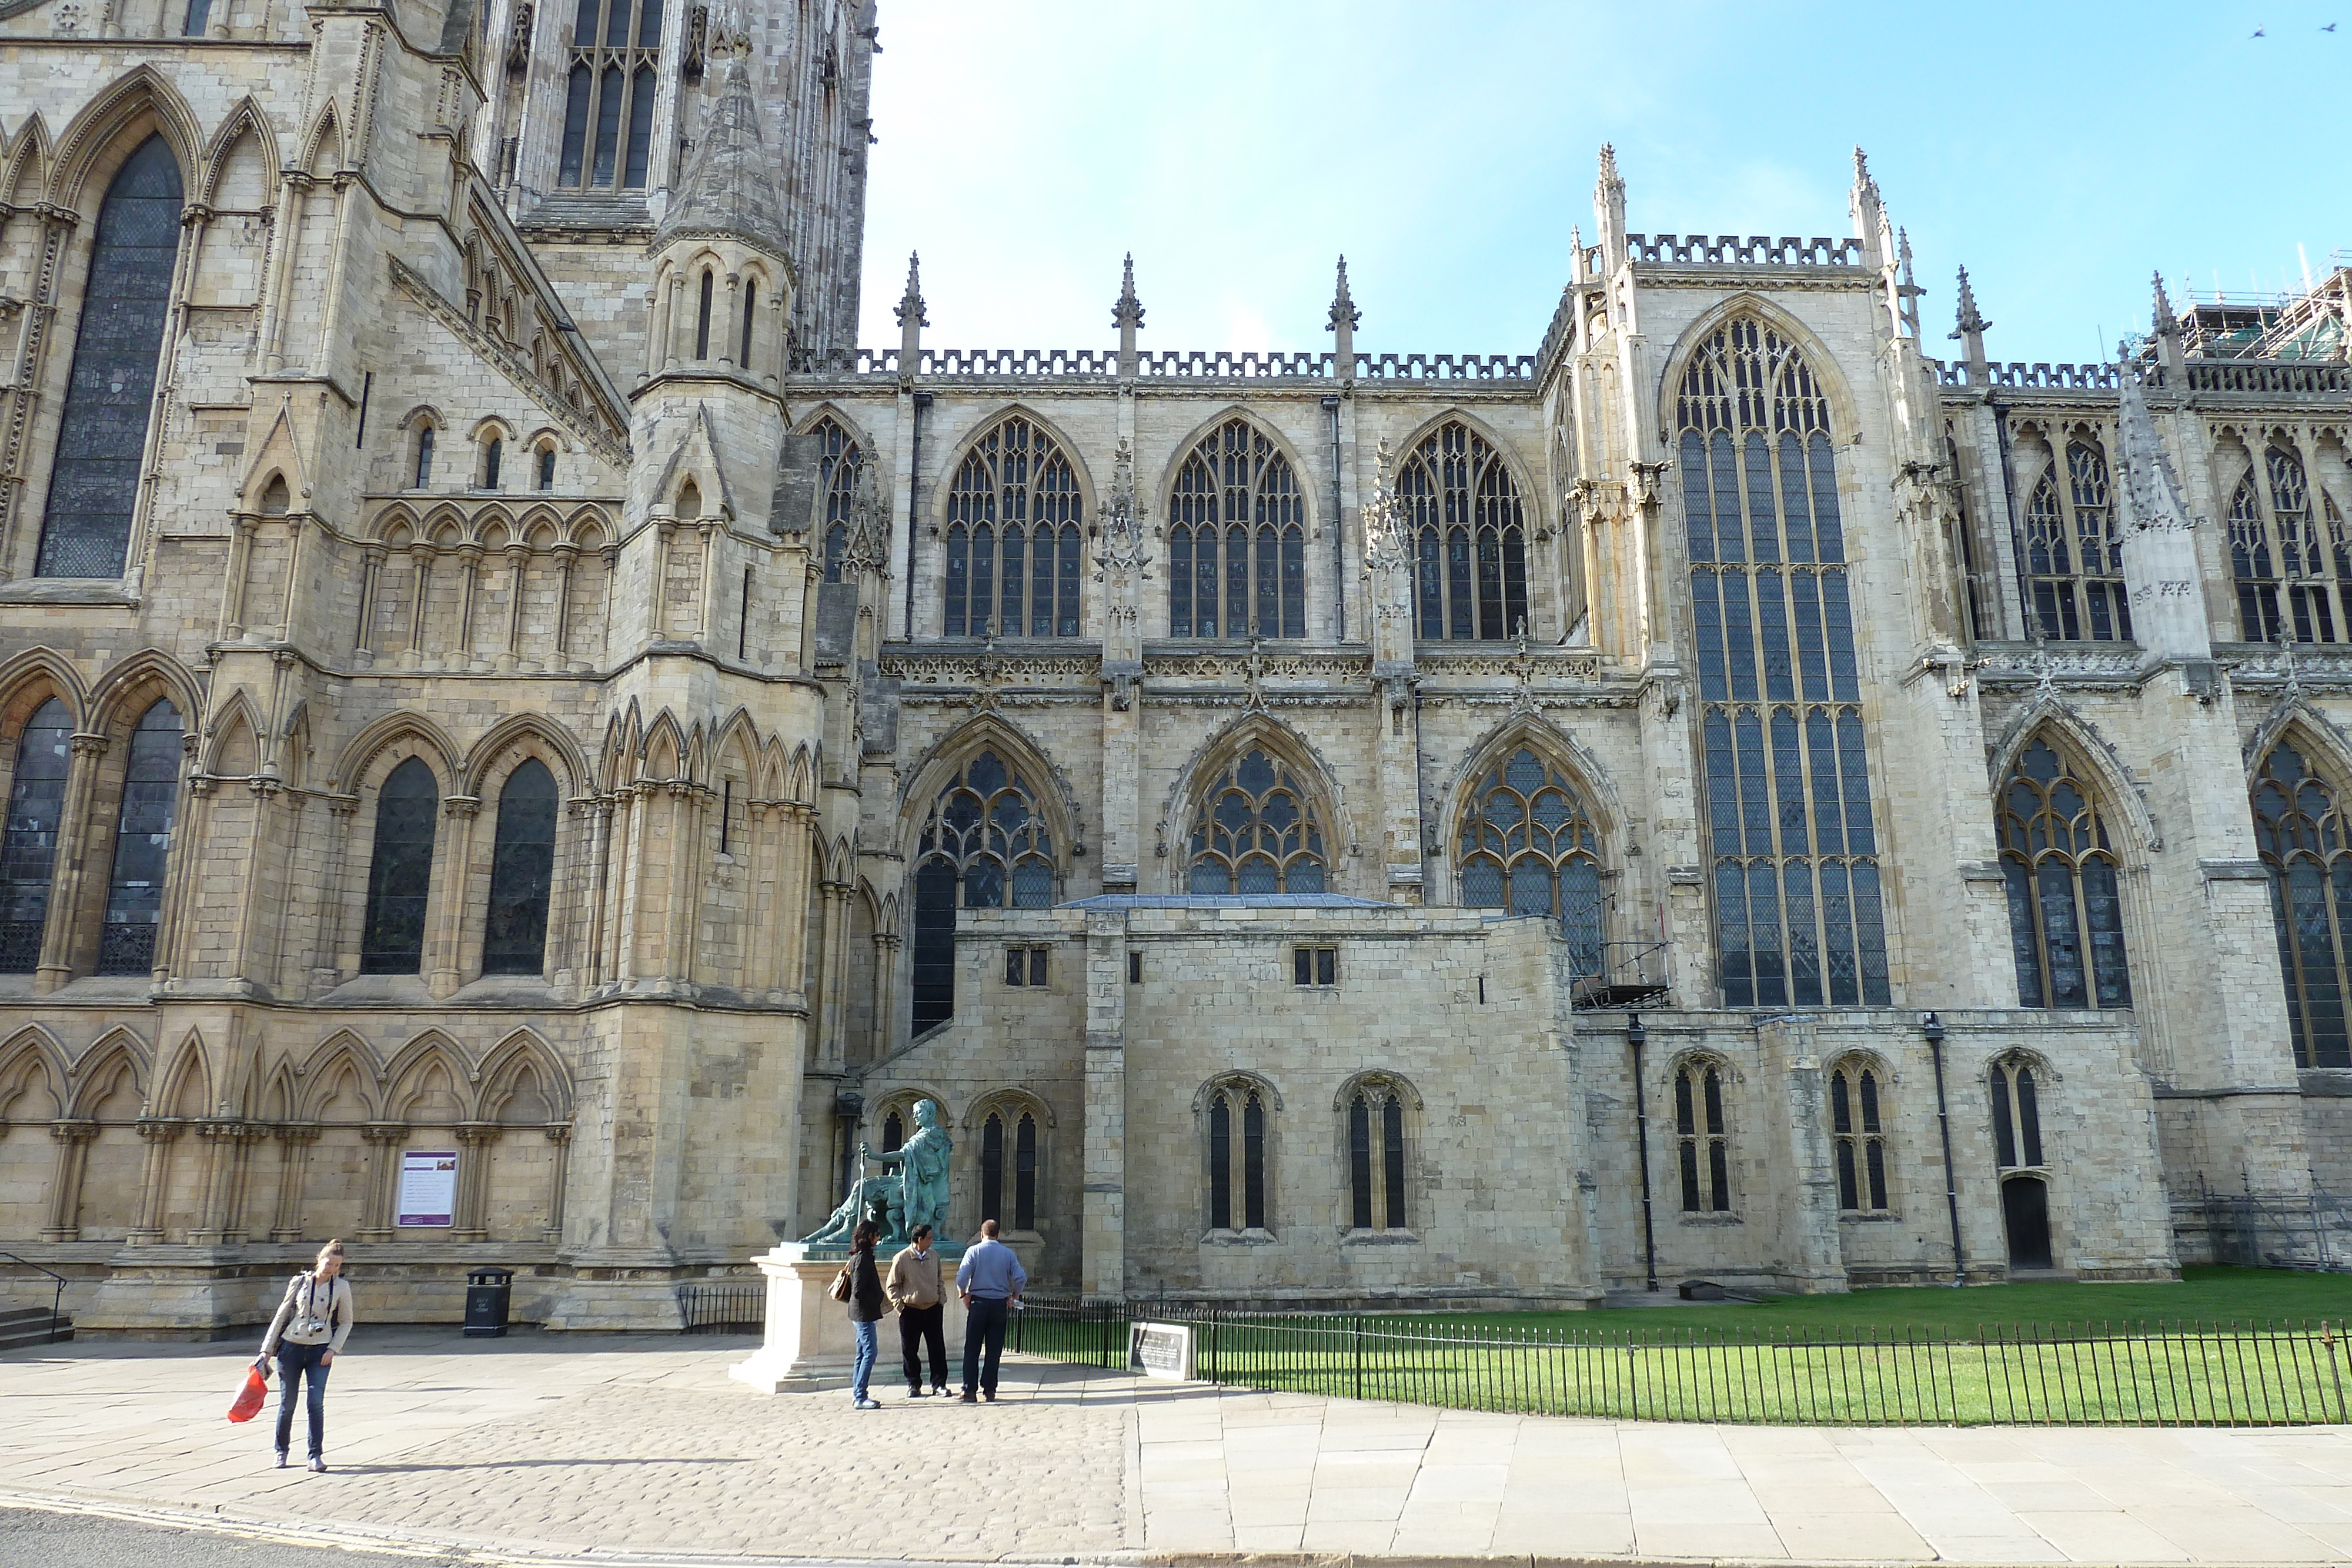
[388,258,629,466]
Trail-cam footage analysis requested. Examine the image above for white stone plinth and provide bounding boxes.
[729,1242,965,1394]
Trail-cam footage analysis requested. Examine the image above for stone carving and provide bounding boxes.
[801,1098,953,1246]
[1361,439,1408,574]
[1094,435,1151,580]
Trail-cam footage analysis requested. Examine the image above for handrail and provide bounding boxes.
[0,1251,67,1346]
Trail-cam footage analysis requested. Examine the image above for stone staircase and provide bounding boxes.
[0,1304,71,1352]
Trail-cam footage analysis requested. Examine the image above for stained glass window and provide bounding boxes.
[96,699,183,976]
[978,1106,1038,1230]
[2229,444,2345,646]
[1345,1079,1408,1231]
[1679,318,1889,1007]
[2253,741,2352,1068]
[1205,1079,1268,1231]
[38,136,181,579]
[1829,1058,1888,1212]
[1673,1058,1732,1213]
[943,417,1082,637]
[813,417,861,584]
[1186,747,1325,894]
[0,701,74,971]
[360,757,440,974]
[482,760,557,975]
[1399,422,1528,641]
[1997,738,2131,1009]
[2023,437,2132,643]
[910,750,1054,1032]
[1456,745,1602,975]
[557,0,661,190]
[1168,419,1305,639]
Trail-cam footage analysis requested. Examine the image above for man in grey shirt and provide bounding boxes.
[955,1218,1027,1402]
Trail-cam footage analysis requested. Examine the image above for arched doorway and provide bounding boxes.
[2001,1175,2053,1271]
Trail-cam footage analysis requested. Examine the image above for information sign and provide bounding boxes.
[397,1149,459,1228]
[1128,1321,1194,1381]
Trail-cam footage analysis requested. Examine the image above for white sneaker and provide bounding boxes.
[854,1397,880,1410]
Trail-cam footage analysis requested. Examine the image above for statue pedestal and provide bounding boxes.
[729,1241,967,1394]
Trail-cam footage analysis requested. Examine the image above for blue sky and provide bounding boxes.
[854,1,2348,365]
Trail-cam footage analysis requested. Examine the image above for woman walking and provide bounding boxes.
[846,1219,885,1409]
[259,1239,354,1471]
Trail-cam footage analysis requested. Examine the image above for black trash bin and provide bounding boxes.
[463,1268,513,1338]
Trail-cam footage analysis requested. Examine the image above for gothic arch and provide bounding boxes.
[383,1031,475,1122]
[479,1029,572,1122]
[895,714,1081,868]
[201,688,265,775]
[933,404,1100,530]
[0,1026,69,1121]
[962,1084,1057,1131]
[333,711,463,795]
[1154,406,1319,537]
[462,713,587,798]
[1155,711,1352,889]
[2246,697,2352,788]
[88,649,201,739]
[1387,408,1546,531]
[1986,697,2157,860]
[296,102,343,179]
[155,1028,213,1119]
[1441,711,1626,846]
[1190,1069,1285,1116]
[49,65,202,212]
[1655,293,1865,447]
[0,648,88,734]
[298,1031,383,1122]
[1331,1069,1424,1113]
[0,114,51,211]
[69,1031,146,1119]
[196,98,279,209]
[786,741,816,805]
[794,401,880,456]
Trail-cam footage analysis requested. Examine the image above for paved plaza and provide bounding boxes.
[6,1329,2352,1564]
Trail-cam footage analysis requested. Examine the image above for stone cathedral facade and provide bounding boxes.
[0,0,2347,1332]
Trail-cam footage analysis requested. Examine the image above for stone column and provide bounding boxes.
[663,780,703,988]
[353,544,387,663]
[452,1123,498,1241]
[155,768,213,983]
[866,931,897,1064]
[39,1121,98,1241]
[720,272,740,368]
[453,544,484,666]
[310,795,360,991]
[222,514,260,640]
[405,544,434,666]
[1081,911,1128,1301]
[774,804,814,1009]
[359,1122,403,1240]
[128,1119,183,1244]
[190,1119,243,1245]
[270,1125,318,1241]
[550,544,577,663]
[35,731,109,993]
[427,795,481,998]
[542,1124,572,1242]
[814,878,851,1069]
[501,541,530,667]
[232,775,283,989]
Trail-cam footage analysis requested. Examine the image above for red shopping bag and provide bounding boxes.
[226,1361,269,1423]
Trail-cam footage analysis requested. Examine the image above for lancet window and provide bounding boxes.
[1168,419,1305,639]
[557,0,662,190]
[2229,442,2348,645]
[1399,422,1528,641]
[360,758,440,974]
[1185,747,1326,894]
[1205,1078,1269,1232]
[910,750,1054,1034]
[1674,1057,1732,1213]
[1678,318,1890,1007]
[1344,1078,1408,1231]
[482,760,558,976]
[1997,738,2131,1010]
[1828,1058,1888,1212]
[2253,741,2352,1068]
[38,136,182,579]
[1456,746,1602,975]
[1990,1055,2046,1169]
[2023,437,2132,643]
[96,699,183,975]
[978,1105,1038,1231]
[0,701,73,971]
[943,417,1083,637]
[814,418,862,583]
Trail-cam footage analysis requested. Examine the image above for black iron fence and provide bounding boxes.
[1011,1299,2352,1427]
[676,1281,765,1333]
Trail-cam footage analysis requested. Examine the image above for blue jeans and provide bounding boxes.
[273,1340,331,1459]
[850,1318,878,1401]
[962,1296,1009,1395]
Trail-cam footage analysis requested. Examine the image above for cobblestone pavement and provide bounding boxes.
[9,1328,2352,1564]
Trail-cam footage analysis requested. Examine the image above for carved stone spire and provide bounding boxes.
[1594,143,1627,271]
[1112,252,1144,375]
[1895,227,1923,337]
[1327,255,1359,380]
[1849,145,1885,268]
[895,250,926,367]
[1950,265,1990,380]
[2114,359,2209,663]
[2150,270,2186,381]
[652,36,791,264]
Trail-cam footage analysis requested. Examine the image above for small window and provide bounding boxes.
[536,446,556,491]
[1293,945,1336,987]
[979,1106,1039,1231]
[880,1106,906,1152]
[413,424,435,489]
[1675,1058,1732,1213]
[481,435,503,489]
[1990,1055,2046,1169]
[1128,950,1142,984]
[1205,1079,1269,1232]
[1005,945,1047,986]
[1345,1078,1409,1231]
[1829,1059,1889,1213]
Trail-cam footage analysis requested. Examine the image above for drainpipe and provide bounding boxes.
[1925,1011,1967,1286]
[1628,1012,1658,1292]
[1322,394,1344,642]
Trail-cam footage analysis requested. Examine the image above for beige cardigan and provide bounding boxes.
[884,1246,943,1310]
[260,1272,354,1356]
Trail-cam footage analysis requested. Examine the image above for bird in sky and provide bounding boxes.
[2251,24,2267,35]
[2324,21,2339,29]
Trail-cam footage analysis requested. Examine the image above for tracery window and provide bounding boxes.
[910,750,1053,1034]
[943,417,1082,637]
[1997,738,2131,1010]
[2253,741,2352,1068]
[360,758,440,974]
[813,417,861,584]
[1399,422,1528,641]
[0,701,73,971]
[1344,1078,1408,1231]
[96,699,183,976]
[978,1104,1038,1231]
[557,0,661,190]
[2023,437,2132,643]
[1828,1058,1888,1213]
[1673,1057,1732,1213]
[1205,1078,1268,1232]
[1990,1055,2045,1169]
[2229,443,2348,645]
[1168,419,1305,639]
[1678,318,1890,1007]
[1185,747,1325,894]
[1456,746,1602,975]
[38,135,182,579]
[482,760,558,976]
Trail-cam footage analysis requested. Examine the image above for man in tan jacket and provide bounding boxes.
[886,1222,948,1396]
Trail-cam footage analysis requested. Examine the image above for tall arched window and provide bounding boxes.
[96,699,183,975]
[2229,444,2348,645]
[943,417,1083,637]
[0,701,74,971]
[910,750,1054,1034]
[360,757,440,974]
[2253,741,2352,1068]
[480,435,504,490]
[1990,1054,2053,1269]
[1205,1078,1269,1232]
[1399,422,1528,641]
[1678,317,1889,1007]
[1828,1057,1888,1213]
[38,135,182,579]
[1456,745,1602,975]
[482,760,558,975]
[2023,436,2132,643]
[557,0,661,189]
[1344,1078,1408,1231]
[1185,747,1325,893]
[813,417,861,584]
[413,422,436,490]
[1168,419,1305,639]
[978,1104,1038,1230]
[1997,737,2130,1009]
[536,444,557,492]
[1673,1057,1732,1213]
[740,282,759,369]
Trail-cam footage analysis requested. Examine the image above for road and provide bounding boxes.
[0,1505,472,1566]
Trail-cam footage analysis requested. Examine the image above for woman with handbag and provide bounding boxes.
[258,1239,355,1471]
[843,1220,885,1409]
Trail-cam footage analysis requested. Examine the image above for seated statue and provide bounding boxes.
[801,1097,953,1247]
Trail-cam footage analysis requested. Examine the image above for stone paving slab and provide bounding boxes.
[8,1328,2352,1564]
